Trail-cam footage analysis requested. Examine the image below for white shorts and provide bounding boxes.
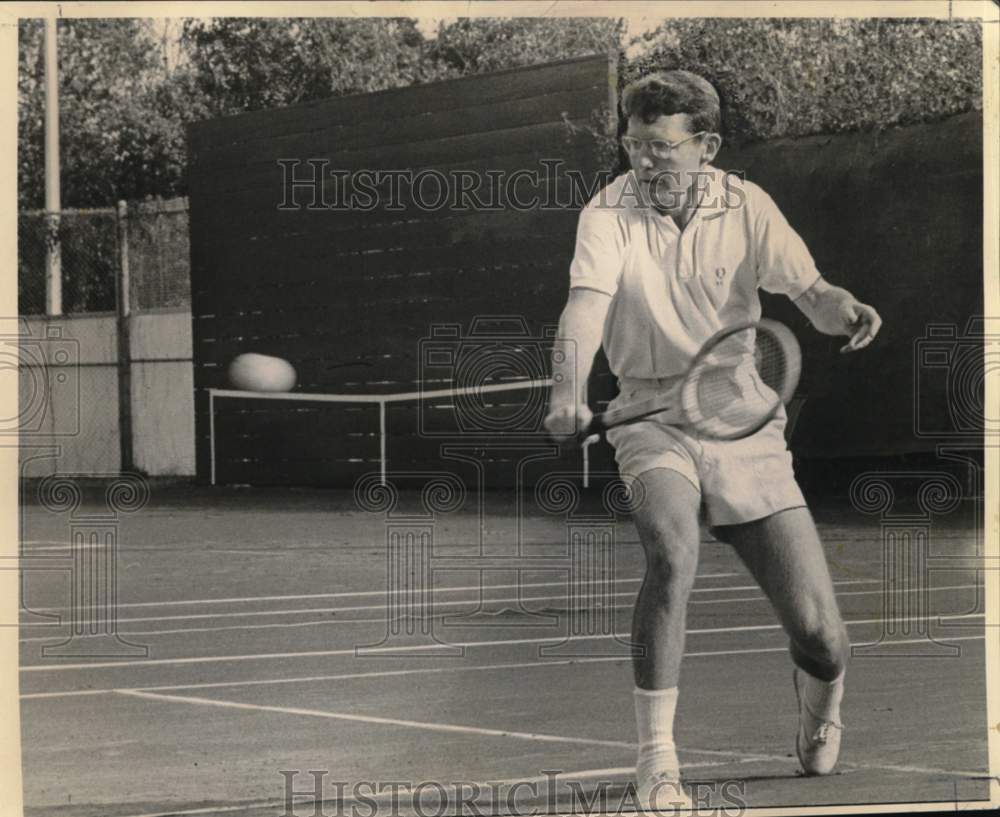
[606,379,807,527]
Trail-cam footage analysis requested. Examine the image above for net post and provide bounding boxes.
[209,390,216,486]
[379,399,387,486]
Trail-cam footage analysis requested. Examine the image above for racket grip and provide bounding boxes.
[578,414,607,441]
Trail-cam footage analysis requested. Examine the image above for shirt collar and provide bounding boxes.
[691,165,731,222]
[630,165,733,223]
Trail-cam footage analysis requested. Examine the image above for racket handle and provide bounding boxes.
[578,413,608,441]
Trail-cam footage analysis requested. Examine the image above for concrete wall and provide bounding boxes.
[131,310,195,476]
[19,310,194,477]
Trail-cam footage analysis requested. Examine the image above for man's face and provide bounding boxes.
[625,113,711,214]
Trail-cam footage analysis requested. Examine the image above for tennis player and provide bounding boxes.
[544,71,881,811]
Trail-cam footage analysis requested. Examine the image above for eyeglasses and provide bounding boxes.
[621,132,707,159]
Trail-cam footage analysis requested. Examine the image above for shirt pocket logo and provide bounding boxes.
[714,267,727,285]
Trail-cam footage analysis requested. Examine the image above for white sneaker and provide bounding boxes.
[794,668,844,775]
[636,772,693,813]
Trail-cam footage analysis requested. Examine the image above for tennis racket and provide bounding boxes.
[584,319,801,441]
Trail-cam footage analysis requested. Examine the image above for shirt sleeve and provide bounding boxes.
[568,201,627,297]
[753,187,822,298]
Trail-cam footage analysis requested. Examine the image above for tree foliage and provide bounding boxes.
[17,15,984,209]
[16,17,449,208]
[17,18,190,209]
[428,17,622,75]
[178,17,448,116]
[626,17,982,143]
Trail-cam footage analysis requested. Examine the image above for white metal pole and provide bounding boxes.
[379,400,387,486]
[43,17,62,316]
[209,391,216,486]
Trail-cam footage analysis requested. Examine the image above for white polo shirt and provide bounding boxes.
[569,166,820,379]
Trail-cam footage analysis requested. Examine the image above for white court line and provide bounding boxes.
[18,572,742,614]
[16,578,883,631]
[116,679,990,784]
[102,801,278,817]
[19,613,985,672]
[16,580,977,642]
[21,657,642,699]
[21,542,107,558]
[14,584,753,627]
[116,689,638,749]
[19,634,986,697]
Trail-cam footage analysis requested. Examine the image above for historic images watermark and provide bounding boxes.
[352,468,643,660]
[0,316,81,438]
[4,319,149,657]
[21,472,151,659]
[351,313,644,659]
[417,317,555,439]
[278,769,748,817]
[912,317,999,440]
[846,317,997,659]
[849,469,966,657]
[276,161,748,214]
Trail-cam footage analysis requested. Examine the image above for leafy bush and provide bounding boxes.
[428,17,622,75]
[624,18,982,143]
[179,18,448,116]
[17,16,984,208]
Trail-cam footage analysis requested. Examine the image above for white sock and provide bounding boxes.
[802,669,845,723]
[634,686,680,781]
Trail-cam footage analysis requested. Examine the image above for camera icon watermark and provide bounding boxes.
[0,317,81,437]
[849,470,967,658]
[913,317,1000,439]
[22,472,150,659]
[352,467,641,661]
[418,316,558,438]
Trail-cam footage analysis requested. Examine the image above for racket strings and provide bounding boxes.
[682,325,798,438]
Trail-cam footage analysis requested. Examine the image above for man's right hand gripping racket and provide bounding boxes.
[584,319,802,442]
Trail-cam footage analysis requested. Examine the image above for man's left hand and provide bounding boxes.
[838,300,882,353]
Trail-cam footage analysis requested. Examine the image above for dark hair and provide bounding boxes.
[621,71,721,134]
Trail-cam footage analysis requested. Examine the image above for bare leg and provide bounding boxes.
[713,506,848,679]
[715,506,847,775]
[628,468,701,807]
[715,508,848,681]
[630,469,702,688]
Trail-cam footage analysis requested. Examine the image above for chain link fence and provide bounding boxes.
[17,213,48,315]
[18,208,117,315]
[18,198,190,316]
[127,198,191,312]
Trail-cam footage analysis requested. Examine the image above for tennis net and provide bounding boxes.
[207,379,605,488]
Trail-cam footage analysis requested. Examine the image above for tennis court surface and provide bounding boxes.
[18,483,992,816]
